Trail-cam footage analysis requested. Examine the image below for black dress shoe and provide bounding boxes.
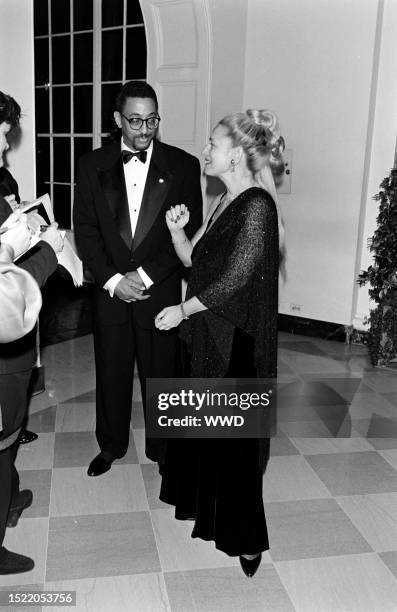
[239,553,262,577]
[87,454,112,477]
[19,429,38,444]
[0,547,34,574]
[7,490,33,527]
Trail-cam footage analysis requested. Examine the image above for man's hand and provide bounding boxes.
[40,223,64,253]
[124,270,146,291]
[114,276,150,302]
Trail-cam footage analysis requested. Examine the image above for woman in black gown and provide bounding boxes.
[154,109,285,577]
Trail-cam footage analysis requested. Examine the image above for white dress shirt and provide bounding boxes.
[104,140,154,297]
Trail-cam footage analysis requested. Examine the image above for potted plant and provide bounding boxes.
[358,167,397,366]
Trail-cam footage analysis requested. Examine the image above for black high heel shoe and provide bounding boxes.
[239,553,262,577]
[19,429,38,444]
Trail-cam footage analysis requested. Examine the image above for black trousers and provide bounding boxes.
[93,311,179,462]
[0,370,31,548]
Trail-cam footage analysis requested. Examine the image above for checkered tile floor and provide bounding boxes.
[1,332,397,611]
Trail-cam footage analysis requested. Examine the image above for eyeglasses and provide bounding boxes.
[120,113,161,130]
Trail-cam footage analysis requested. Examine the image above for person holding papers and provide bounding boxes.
[0,151,41,444]
[0,90,64,574]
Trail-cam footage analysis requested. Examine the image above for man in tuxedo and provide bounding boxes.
[73,81,202,477]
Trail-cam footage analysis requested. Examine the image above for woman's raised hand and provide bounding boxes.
[165,204,190,230]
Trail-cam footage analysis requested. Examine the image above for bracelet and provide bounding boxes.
[180,302,189,320]
[172,238,188,245]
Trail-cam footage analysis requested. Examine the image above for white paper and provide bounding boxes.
[20,193,55,223]
[58,231,84,287]
[15,194,83,286]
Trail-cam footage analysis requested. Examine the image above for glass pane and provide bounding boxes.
[101,29,123,81]
[74,32,93,82]
[52,35,71,84]
[101,83,121,134]
[73,0,93,31]
[53,184,71,228]
[51,0,70,34]
[73,86,93,133]
[53,137,71,182]
[34,37,49,86]
[53,87,71,133]
[35,137,50,197]
[74,137,93,170]
[127,1,143,24]
[34,0,48,35]
[126,27,146,80]
[102,0,123,27]
[35,88,50,134]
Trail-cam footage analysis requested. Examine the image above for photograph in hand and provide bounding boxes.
[25,203,51,227]
[15,194,83,285]
[20,194,54,225]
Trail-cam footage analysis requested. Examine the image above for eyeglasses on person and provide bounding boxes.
[120,113,161,130]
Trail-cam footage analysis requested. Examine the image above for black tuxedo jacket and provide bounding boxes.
[73,139,203,328]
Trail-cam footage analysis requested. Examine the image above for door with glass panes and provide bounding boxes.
[34,0,146,229]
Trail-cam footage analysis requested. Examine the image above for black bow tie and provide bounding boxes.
[122,149,147,164]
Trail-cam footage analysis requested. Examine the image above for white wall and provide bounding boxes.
[352,0,397,330]
[207,0,247,128]
[244,0,381,325]
[204,0,248,201]
[0,0,36,200]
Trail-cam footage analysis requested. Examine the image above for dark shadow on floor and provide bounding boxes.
[40,267,94,347]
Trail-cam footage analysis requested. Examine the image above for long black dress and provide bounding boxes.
[159,187,279,556]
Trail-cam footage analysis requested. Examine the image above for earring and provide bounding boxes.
[230,159,235,172]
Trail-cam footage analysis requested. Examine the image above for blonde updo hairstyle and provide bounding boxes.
[217,109,285,187]
[217,109,286,257]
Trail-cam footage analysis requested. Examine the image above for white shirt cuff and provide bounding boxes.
[104,273,124,297]
[137,267,153,289]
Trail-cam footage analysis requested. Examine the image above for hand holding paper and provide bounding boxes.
[18,194,84,286]
[0,212,31,258]
[39,223,64,253]
[26,211,48,234]
[3,193,20,211]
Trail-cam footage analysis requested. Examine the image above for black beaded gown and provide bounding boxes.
[159,187,279,556]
